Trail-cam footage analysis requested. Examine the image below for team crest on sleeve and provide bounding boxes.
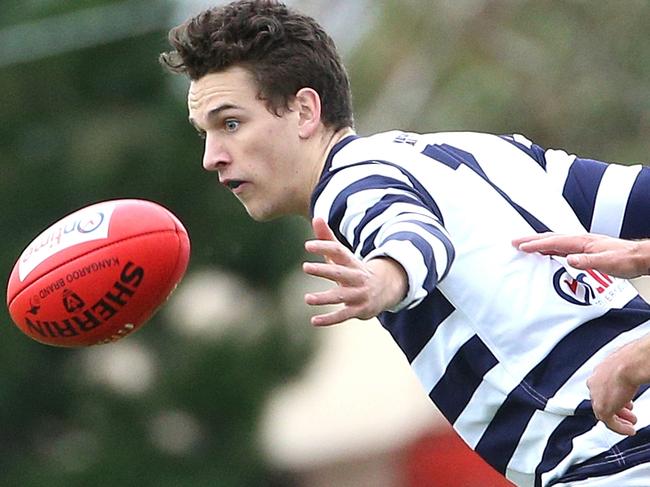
[553,268,637,307]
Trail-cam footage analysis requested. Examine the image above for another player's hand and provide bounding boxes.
[587,341,642,436]
[303,218,407,326]
[513,233,650,279]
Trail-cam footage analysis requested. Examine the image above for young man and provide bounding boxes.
[160,1,650,485]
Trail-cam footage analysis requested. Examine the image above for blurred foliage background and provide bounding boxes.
[1,0,649,485]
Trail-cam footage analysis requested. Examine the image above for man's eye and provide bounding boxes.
[224,119,240,132]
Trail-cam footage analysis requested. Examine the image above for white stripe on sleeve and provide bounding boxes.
[590,164,642,236]
[375,220,451,281]
[343,188,420,242]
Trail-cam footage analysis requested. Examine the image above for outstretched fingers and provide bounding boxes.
[512,233,590,256]
[309,306,359,327]
[303,218,369,326]
[302,261,364,286]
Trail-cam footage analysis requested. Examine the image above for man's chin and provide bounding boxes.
[244,205,281,222]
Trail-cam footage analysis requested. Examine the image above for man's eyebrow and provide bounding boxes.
[207,103,241,118]
[188,103,242,129]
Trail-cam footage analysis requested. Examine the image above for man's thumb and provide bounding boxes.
[312,217,336,241]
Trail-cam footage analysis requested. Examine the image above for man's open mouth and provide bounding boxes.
[227,180,244,190]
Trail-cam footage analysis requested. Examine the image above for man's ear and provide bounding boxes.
[294,87,322,139]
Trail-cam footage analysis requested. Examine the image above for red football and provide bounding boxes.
[6,199,190,347]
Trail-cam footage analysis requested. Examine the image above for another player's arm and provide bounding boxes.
[513,233,650,279]
[512,231,650,436]
[511,154,650,278]
[506,141,650,436]
[585,336,650,436]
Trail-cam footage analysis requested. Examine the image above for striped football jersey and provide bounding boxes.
[310,131,650,486]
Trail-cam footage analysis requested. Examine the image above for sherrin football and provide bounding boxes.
[6,199,190,347]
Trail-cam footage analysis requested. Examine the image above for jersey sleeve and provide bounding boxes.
[312,161,455,311]
[500,134,650,238]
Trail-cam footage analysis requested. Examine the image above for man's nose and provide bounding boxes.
[202,134,231,171]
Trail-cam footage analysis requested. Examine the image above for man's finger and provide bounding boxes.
[616,407,638,426]
[511,233,555,247]
[304,288,350,306]
[310,307,355,327]
[305,240,358,265]
[515,236,588,256]
[303,262,364,285]
[312,217,337,241]
[567,250,639,278]
[566,252,610,271]
[604,416,636,436]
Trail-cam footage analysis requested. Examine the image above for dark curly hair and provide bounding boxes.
[160,0,354,130]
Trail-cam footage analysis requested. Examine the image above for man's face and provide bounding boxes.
[188,66,306,221]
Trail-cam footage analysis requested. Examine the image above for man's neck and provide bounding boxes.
[300,126,356,218]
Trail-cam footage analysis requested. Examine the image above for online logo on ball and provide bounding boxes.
[18,202,117,282]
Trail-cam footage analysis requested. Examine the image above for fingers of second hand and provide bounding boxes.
[618,407,638,425]
[513,232,555,246]
[303,262,364,288]
[612,417,637,436]
[311,307,354,327]
[305,288,347,306]
[608,421,629,436]
[305,240,356,264]
[596,407,637,436]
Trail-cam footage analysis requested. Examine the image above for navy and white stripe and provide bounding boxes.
[502,133,650,238]
[311,130,650,486]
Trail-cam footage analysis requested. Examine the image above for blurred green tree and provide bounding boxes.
[0,1,310,486]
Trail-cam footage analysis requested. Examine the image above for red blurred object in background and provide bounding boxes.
[403,429,514,487]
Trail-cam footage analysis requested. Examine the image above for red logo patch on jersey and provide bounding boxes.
[553,268,614,306]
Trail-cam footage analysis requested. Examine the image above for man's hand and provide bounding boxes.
[587,339,646,436]
[303,218,407,326]
[513,233,650,279]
